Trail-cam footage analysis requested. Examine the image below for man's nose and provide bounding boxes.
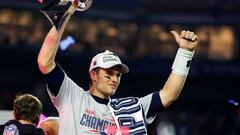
[111,75,118,82]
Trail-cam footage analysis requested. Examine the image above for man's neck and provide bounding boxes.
[89,88,110,99]
[19,119,36,126]
[90,93,110,105]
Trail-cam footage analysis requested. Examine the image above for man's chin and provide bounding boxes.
[108,89,116,96]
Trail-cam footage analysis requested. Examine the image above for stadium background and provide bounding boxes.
[0,0,240,134]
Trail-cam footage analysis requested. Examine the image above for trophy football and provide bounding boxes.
[40,0,93,31]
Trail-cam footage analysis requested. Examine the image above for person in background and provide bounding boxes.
[0,94,44,135]
[38,117,59,135]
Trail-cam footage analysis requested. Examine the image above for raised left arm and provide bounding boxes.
[160,30,198,108]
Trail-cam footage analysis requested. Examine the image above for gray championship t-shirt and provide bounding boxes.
[47,72,162,135]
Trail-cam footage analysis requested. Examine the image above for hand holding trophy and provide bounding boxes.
[41,0,93,31]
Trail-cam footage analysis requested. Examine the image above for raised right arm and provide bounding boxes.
[37,5,76,74]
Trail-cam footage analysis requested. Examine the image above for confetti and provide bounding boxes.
[37,0,43,4]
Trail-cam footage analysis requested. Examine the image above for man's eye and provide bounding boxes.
[105,75,111,79]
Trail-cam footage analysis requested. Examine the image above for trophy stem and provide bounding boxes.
[67,1,78,15]
[57,3,77,31]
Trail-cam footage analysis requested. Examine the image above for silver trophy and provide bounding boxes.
[41,0,93,31]
[58,0,93,11]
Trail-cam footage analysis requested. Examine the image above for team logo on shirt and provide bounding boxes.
[3,124,19,135]
[80,97,147,134]
[80,109,115,133]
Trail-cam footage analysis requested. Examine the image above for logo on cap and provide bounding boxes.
[102,55,119,63]
[93,61,97,66]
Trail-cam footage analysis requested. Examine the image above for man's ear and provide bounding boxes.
[89,70,97,82]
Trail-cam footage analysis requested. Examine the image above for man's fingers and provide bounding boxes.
[171,30,180,43]
[189,32,195,39]
[191,35,198,42]
[182,31,193,39]
[180,30,198,42]
[180,30,186,38]
[172,30,198,43]
[185,31,191,39]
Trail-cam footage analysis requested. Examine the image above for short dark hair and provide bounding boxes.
[13,94,42,124]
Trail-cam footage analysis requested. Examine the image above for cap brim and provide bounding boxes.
[118,64,129,73]
[101,63,129,73]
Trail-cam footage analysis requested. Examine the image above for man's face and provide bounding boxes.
[93,66,122,98]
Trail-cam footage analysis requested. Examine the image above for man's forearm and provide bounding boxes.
[38,27,59,74]
[38,4,76,74]
[160,73,186,108]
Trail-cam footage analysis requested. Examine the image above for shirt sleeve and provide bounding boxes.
[140,91,164,124]
[44,64,64,96]
[44,64,85,110]
[148,92,164,117]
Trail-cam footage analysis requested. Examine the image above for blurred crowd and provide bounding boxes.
[0,8,239,135]
[152,105,240,135]
[0,8,236,60]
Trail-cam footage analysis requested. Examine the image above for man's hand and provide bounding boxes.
[171,30,198,51]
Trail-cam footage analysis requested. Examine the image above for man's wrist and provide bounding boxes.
[171,48,195,77]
